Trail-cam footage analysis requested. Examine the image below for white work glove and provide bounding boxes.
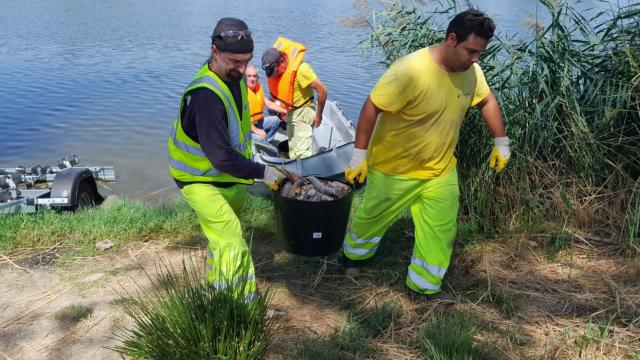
[345,148,368,185]
[262,166,284,191]
[489,136,511,173]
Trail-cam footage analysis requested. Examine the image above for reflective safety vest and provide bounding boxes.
[168,64,253,184]
[248,83,265,122]
[267,37,307,110]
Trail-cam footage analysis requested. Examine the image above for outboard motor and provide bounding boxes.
[0,175,9,190]
[58,154,80,169]
[0,175,16,203]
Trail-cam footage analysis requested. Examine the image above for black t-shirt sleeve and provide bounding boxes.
[181,88,265,180]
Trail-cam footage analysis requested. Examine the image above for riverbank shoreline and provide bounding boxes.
[1,196,638,359]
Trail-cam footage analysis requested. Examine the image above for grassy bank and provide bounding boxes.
[1,195,639,358]
[0,199,200,259]
[344,0,640,253]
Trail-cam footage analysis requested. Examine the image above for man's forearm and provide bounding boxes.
[478,92,506,137]
[265,99,286,114]
[316,86,327,118]
[354,96,380,150]
[312,79,327,118]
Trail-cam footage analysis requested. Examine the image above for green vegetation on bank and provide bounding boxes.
[0,199,200,256]
[1,194,638,358]
[349,0,640,252]
[111,260,276,360]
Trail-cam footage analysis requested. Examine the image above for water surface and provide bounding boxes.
[0,0,616,198]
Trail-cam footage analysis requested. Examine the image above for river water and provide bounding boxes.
[0,0,617,198]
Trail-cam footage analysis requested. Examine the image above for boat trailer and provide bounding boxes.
[0,155,116,214]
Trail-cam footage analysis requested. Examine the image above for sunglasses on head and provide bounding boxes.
[214,30,252,43]
[261,59,281,72]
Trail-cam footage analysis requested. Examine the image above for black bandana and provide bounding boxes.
[211,17,254,54]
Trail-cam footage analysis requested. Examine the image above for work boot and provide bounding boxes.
[338,255,368,276]
[408,289,455,304]
[425,291,455,303]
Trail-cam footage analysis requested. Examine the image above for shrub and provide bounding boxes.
[111,259,276,360]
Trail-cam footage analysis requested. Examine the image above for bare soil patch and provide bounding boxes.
[1,236,638,359]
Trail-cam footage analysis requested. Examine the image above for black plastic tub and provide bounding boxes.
[274,179,353,257]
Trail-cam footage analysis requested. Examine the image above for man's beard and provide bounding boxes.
[226,70,243,82]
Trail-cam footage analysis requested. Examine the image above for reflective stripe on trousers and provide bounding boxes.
[342,231,380,259]
[182,183,257,298]
[407,268,441,291]
[343,168,459,294]
[411,255,447,278]
[211,272,256,291]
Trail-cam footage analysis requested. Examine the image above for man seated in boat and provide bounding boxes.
[261,37,328,159]
[246,64,287,145]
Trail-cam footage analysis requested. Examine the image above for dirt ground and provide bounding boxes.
[1,235,639,359]
[0,242,344,360]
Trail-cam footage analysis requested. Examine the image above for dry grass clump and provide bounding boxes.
[453,238,640,359]
[52,304,92,324]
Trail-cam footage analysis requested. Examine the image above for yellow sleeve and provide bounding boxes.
[296,62,317,89]
[370,58,414,113]
[470,64,490,106]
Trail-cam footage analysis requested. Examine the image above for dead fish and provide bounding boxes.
[307,176,341,198]
[280,177,350,202]
[283,177,307,198]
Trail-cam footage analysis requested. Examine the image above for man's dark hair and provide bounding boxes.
[445,9,495,43]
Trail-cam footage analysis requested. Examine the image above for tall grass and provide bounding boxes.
[351,0,640,251]
[111,259,276,360]
[417,310,495,360]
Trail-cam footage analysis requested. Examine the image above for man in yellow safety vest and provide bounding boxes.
[168,17,284,300]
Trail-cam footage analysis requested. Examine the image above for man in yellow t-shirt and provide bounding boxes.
[261,47,328,158]
[342,9,511,297]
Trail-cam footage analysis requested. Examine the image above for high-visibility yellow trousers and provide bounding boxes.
[181,183,257,301]
[343,168,459,295]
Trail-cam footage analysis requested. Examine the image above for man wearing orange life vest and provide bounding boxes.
[246,64,287,144]
[261,37,327,159]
